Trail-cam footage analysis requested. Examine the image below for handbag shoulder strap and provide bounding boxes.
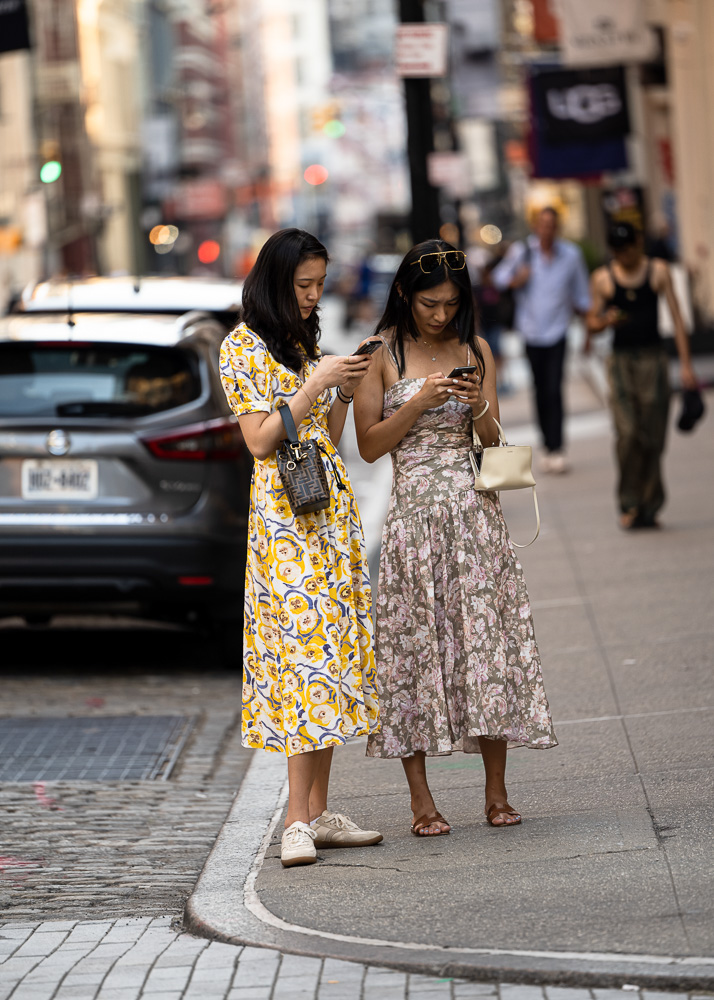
[277,402,299,444]
[472,416,507,450]
[511,486,541,548]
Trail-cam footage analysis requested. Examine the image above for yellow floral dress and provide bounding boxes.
[219,323,379,757]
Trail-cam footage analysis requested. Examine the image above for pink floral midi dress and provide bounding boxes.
[366,353,557,759]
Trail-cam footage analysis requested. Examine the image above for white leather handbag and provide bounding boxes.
[469,418,540,547]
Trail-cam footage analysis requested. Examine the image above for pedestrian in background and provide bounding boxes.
[219,228,382,868]
[472,244,512,394]
[586,222,697,530]
[492,206,591,473]
[354,239,557,837]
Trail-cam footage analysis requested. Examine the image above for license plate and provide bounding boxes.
[21,459,98,501]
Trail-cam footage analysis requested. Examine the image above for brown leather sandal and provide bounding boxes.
[486,803,522,827]
[411,811,450,836]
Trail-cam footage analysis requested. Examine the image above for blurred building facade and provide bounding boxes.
[1,0,714,327]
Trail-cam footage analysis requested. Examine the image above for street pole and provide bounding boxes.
[399,0,441,245]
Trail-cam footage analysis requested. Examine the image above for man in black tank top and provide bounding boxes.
[587,223,697,529]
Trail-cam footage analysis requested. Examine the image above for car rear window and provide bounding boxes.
[0,343,201,418]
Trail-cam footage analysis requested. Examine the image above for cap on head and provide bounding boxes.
[607,222,640,250]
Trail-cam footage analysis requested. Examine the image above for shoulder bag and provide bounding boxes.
[469,417,540,547]
[276,403,339,515]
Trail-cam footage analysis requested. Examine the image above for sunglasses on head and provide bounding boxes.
[411,250,467,274]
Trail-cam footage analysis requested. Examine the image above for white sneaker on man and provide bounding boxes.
[311,810,383,848]
[281,821,317,867]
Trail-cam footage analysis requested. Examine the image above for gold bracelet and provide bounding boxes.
[299,385,315,406]
[474,399,489,420]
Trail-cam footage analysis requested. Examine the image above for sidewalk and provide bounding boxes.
[186,380,714,991]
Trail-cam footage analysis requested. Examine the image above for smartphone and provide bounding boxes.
[447,364,478,380]
[352,340,382,356]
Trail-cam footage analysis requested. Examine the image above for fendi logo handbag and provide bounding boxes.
[276,403,331,515]
[469,417,540,547]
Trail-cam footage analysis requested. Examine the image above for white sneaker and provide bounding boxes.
[281,821,317,868]
[311,810,383,848]
[542,452,569,474]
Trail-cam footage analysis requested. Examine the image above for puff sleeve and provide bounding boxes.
[219,328,273,417]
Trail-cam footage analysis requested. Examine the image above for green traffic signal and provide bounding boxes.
[40,161,62,184]
[323,119,346,138]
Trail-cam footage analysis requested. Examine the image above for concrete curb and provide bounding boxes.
[184,752,714,992]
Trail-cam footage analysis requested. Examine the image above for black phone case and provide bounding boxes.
[447,365,477,379]
[353,341,382,356]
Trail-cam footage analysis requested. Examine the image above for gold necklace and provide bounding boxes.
[422,339,438,362]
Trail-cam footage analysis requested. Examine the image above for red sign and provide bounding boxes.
[395,23,448,78]
[532,0,560,44]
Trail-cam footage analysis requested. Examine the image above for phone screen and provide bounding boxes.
[352,341,382,356]
[447,365,478,379]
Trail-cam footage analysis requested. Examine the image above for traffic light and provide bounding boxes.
[40,161,62,184]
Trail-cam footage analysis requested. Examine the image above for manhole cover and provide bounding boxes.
[0,715,195,782]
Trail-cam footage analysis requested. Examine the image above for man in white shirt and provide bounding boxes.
[492,207,591,473]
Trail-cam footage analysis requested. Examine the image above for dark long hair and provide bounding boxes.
[374,239,483,378]
[241,228,329,372]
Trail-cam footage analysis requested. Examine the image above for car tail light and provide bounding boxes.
[178,576,213,586]
[141,417,244,461]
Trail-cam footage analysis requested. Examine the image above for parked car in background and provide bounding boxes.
[0,277,251,658]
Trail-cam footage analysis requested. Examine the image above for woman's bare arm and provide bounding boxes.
[238,353,371,461]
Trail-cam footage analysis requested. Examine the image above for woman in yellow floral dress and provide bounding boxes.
[219,229,382,868]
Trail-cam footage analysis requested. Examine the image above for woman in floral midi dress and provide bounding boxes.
[219,229,381,867]
[355,239,557,836]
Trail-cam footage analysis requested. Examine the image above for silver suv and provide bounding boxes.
[0,277,251,646]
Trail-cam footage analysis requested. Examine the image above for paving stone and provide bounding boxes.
[65,923,115,943]
[13,931,70,957]
[199,941,243,967]
[9,988,58,1000]
[545,990,592,1000]
[143,965,193,988]
[37,920,78,932]
[0,956,42,979]
[406,993,456,1000]
[453,985,499,999]
[102,965,148,989]
[233,950,281,988]
[499,987,545,1000]
[226,989,272,1000]
[103,921,152,943]
[408,975,455,993]
[94,989,141,1000]
[153,939,210,968]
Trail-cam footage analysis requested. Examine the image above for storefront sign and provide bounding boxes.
[534,66,630,143]
[552,0,656,67]
[395,23,448,78]
[0,0,31,53]
[528,68,629,179]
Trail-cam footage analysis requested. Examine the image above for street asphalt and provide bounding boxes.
[185,359,714,991]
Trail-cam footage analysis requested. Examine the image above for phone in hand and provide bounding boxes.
[447,364,478,380]
[352,340,382,356]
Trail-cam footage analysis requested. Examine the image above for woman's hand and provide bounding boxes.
[307,353,372,396]
[413,372,454,412]
[449,372,486,413]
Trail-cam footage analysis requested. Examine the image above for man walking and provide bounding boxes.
[492,207,590,473]
[586,222,697,529]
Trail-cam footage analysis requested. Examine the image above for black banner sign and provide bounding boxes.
[0,0,31,53]
[533,66,630,144]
